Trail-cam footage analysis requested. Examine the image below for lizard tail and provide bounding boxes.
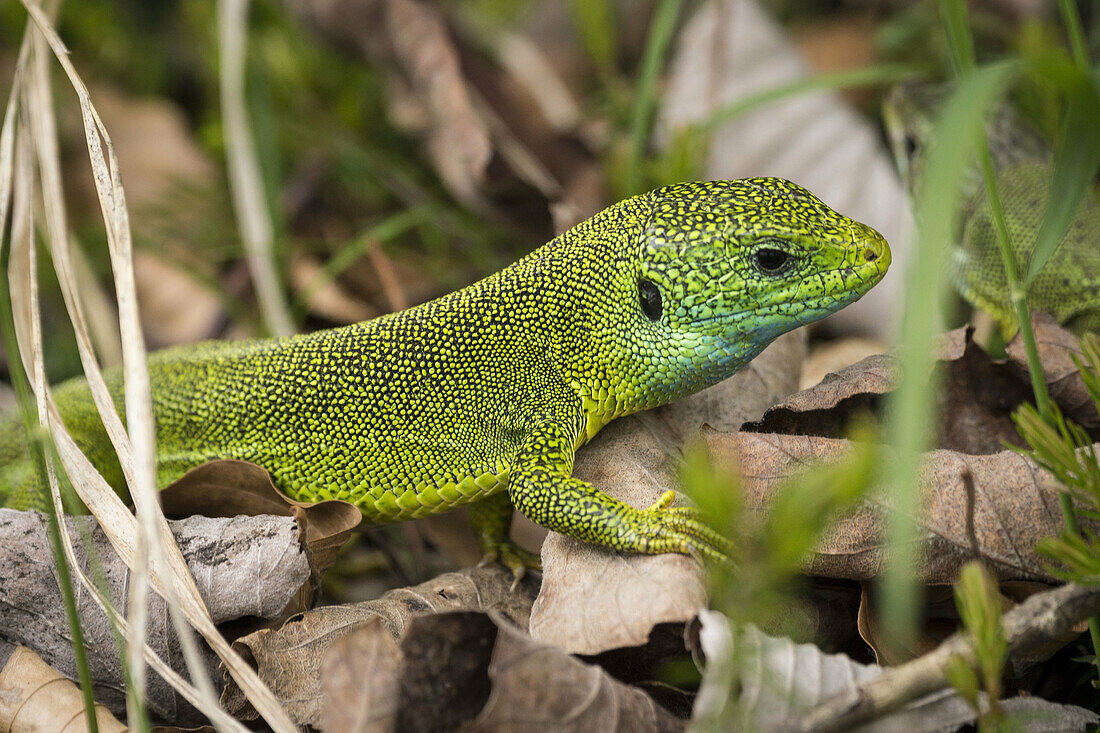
[1,376,124,511]
[0,412,41,510]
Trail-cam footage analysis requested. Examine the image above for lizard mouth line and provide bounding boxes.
[688,261,887,328]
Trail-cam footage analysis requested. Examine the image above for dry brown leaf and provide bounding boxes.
[321,617,404,732]
[221,564,537,727]
[159,458,362,576]
[0,509,309,725]
[1006,311,1100,428]
[281,0,492,210]
[88,87,226,347]
[855,583,959,666]
[743,329,972,436]
[0,645,127,733]
[748,322,1094,456]
[531,330,805,655]
[323,611,684,732]
[705,431,1094,585]
[854,578,1078,668]
[133,252,226,347]
[800,337,888,391]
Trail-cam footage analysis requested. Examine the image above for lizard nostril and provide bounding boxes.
[863,248,878,262]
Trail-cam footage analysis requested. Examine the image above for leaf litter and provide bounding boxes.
[0,509,310,725]
[220,565,539,727]
[324,611,684,733]
[689,610,1098,732]
[4,0,1097,729]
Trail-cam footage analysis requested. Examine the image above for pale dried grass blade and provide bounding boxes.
[16,3,299,730]
[218,0,294,337]
[5,199,248,731]
[22,17,206,724]
[9,73,225,727]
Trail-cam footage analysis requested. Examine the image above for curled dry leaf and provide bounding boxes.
[689,611,1099,733]
[531,331,805,656]
[854,579,1078,670]
[0,509,308,725]
[0,645,127,733]
[1006,311,1100,428]
[221,564,537,727]
[159,458,362,576]
[748,320,1097,454]
[324,611,684,733]
[280,0,492,209]
[705,431,1098,585]
[743,326,970,437]
[800,337,888,391]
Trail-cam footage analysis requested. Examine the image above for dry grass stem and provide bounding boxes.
[218,0,295,337]
[9,4,300,730]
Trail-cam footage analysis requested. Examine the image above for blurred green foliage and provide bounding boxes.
[945,561,1011,732]
[681,426,877,638]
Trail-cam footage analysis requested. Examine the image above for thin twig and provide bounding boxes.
[797,582,1100,732]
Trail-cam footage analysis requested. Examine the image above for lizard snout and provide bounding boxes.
[853,226,891,278]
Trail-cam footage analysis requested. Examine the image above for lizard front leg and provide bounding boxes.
[508,418,731,563]
[467,491,542,577]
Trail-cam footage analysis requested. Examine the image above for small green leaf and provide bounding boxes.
[944,653,981,709]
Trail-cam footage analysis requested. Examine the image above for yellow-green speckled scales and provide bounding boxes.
[0,179,889,562]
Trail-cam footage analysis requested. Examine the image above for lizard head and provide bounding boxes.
[882,81,942,193]
[571,178,890,412]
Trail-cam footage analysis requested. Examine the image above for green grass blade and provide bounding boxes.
[940,0,976,74]
[695,63,919,135]
[568,0,617,76]
[289,204,434,318]
[1058,0,1090,70]
[881,57,1018,648]
[0,248,102,733]
[624,0,683,197]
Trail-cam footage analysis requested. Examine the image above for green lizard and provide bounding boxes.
[884,81,1100,337]
[0,179,889,569]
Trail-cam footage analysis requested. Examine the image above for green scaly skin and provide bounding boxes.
[884,82,1100,338]
[0,179,889,567]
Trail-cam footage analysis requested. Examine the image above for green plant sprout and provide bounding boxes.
[682,426,877,638]
[1016,334,1100,585]
[945,561,1013,732]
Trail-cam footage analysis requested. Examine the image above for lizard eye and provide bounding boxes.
[753,247,795,275]
[904,134,918,160]
[638,278,662,321]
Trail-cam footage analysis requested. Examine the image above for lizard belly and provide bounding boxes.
[341,463,514,523]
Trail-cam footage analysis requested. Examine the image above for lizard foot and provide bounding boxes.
[632,490,732,565]
[478,538,542,589]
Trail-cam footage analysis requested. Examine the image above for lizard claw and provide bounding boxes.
[478,538,542,588]
[631,499,733,566]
